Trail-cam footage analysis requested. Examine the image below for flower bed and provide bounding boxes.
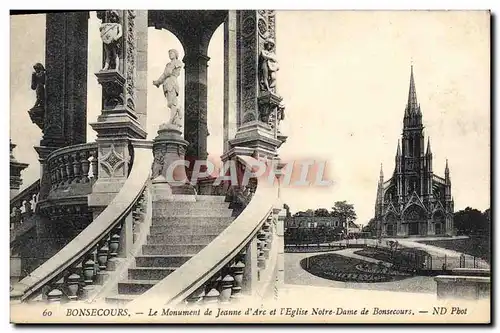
[300,253,415,283]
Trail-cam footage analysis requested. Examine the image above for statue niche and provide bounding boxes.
[153,49,183,130]
[27,62,46,130]
[99,10,123,71]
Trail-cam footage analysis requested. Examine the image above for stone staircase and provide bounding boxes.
[105,194,235,304]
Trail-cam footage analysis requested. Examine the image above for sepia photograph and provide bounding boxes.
[8,8,491,324]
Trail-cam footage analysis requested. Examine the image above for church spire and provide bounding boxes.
[397,140,401,156]
[426,137,432,155]
[379,163,384,182]
[407,65,419,114]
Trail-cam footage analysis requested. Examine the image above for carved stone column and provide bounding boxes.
[89,10,148,217]
[10,140,29,198]
[222,10,283,162]
[223,10,238,153]
[183,50,210,163]
[35,12,89,200]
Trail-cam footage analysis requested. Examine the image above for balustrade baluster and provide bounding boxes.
[65,154,74,185]
[185,286,205,305]
[59,156,67,186]
[231,260,245,301]
[219,273,235,304]
[48,160,56,190]
[97,241,109,271]
[80,151,90,183]
[65,272,81,301]
[90,150,98,182]
[108,225,122,259]
[46,288,63,303]
[71,152,81,184]
[52,159,60,189]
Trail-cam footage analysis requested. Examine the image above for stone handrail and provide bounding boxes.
[129,155,281,308]
[46,142,98,194]
[10,141,153,302]
[10,180,40,231]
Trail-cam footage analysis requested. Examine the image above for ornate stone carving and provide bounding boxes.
[153,49,183,130]
[99,10,123,71]
[99,144,127,177]
[151,143,167,179]
[28,63,46,130]
[125,10,136,111]
[96,70,126,110]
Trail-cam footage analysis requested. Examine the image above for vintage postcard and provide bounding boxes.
[9,10,490,324]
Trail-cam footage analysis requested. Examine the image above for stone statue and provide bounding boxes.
[259,38,279,93]
[99,10,122,71]
[30,63,45,109]
[277,100,285,128]
[28,62,46,130]
[153,49,183,129]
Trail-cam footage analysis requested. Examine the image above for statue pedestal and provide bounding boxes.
[152,124,196,195]
[223,121,282,161]
[28,106,45,131]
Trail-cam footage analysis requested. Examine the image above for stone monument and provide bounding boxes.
[151,49,195,196]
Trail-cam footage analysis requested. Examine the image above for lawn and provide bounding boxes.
[300,253,415,283]
[419,235,491,263]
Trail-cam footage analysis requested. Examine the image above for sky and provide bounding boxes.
[10,11,490,226]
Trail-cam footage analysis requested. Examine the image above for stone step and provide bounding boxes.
[135,254,193,267]
[142,244,207,255]
[128,267,177,280]
[147,234,219,244]
[149,224,229,235]
[105,294,136,305]
[152,201,230,209]
[195,195,227,202]
[151,216,234,226]
[152,208,233,217]
[118,279,159,295]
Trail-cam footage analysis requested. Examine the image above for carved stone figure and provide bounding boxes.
[277,100,285,129]
[99,10,123,71]
[28,62,46,130]
[31,63,45,108]
[259,38,279,93]
[153,49,183,129]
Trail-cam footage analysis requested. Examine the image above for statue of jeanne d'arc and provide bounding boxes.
[153,49,184,129]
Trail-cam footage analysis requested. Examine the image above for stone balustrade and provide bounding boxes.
[45,142,98,198]
[10,181,40,230]
[10,144,153,303]
[182,210,279,305]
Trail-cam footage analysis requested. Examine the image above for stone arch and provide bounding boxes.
[384,212,397,236]
[403,204,426,236]
[432,210,446,235]
[206,22,225,161]
[146,27,185,140]
[383,185,396,204]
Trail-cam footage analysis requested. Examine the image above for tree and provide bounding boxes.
[453,207,487,235]
[363,217,377,235]
[294,209,315,217]
[332,201,357,229]
[314,208,330,217]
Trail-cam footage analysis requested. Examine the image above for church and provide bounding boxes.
[374,66,454,237]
